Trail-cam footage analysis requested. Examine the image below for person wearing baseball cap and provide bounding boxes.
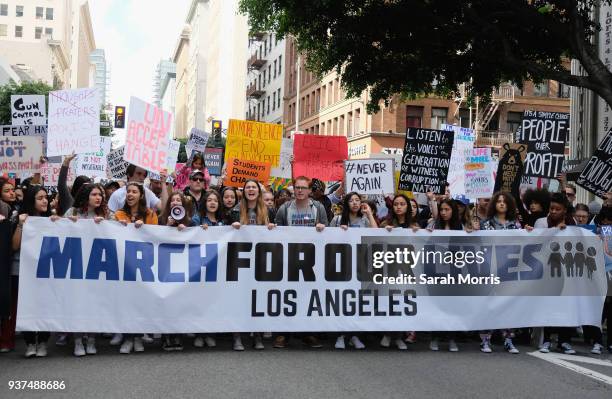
[184,170,206,214]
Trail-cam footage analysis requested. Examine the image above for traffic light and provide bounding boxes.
[114,106,126,129]
[212,120,222,146]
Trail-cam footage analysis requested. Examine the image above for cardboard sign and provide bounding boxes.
[0,124,47,152]
[75,136,112,179]
[517,110,569,178]
[41,161,75,188]
[11,95,46,125]
[601,226,612,273]
[442,124,475,197]
[465,161,495,199]
[293,134,348,182]
[399,128,454,194]
[187,128,209,153]
[270,138,293,178]
[494,143,527,195]
[225,119,283,166]
[224,158,271,188]
[204,148,223,176]
[124,97,172,173]
[47,88,100,156]
[344,159,394,194]
[164,139,180,174]
[0,136,43,175]
[577,127,612,198]
[107,146,129,180]
[469,147,492,163]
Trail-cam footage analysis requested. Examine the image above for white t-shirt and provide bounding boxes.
[533,217,549,229]
[108,185,161,212]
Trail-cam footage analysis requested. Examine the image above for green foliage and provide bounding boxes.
[0,80,53,124]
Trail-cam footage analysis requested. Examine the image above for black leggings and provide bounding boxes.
[543,327,573,345]
[23,332,50,345]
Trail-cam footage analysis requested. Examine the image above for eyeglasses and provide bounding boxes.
[294,186,309,191]
[191,177,204,182]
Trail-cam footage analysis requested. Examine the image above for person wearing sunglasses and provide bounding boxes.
[184,170,206,215]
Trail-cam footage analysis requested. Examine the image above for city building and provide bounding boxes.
[245,32,285,124]
[0,0,96,89]
[90,48,108,105]
[158,60,176,138]
[152,59,175,107]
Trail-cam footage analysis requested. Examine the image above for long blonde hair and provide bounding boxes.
[239,179,269,225]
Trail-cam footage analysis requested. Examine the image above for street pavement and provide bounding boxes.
[0,334,610,399]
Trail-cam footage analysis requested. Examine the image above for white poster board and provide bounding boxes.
[75,136,112,179]
[270,138,294,178]
[344,158,394,194]
[0,136,43,175]
[11,95,46,125]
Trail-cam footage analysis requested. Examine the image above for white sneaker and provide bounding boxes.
[350,336,365,350]
[335,336,346,350]
[204,336,216,348]
[560,342,576,355]
[86,337,97,355]
[539,341,551,353]
[591,343,603,355]
[36,342,48,357]
[119,339,133,354]
[394,339,408,350]
[429,339,439,351]
[193,337,204,348]
[448,340,459,352]
[263,332,272,339]
[74,339,86,357]
[254,335,264,350]
[504,338,519,354]
[141,333,154,344]
[110,333,123,346]
[134,337,145,352]
[380,335,391,348]
[233,336,245,351]
[25,344,37,358]
[55,334,68,346]
[480,339,492,353]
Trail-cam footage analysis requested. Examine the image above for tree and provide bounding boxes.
[240,0,612,113]
[0,80,53,124]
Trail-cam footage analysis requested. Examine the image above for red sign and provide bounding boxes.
[293,135,348,181]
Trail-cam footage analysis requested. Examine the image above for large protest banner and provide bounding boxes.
[270,138,293,179]
[399,128,454,194]
[225,119,283,166]
[344,159,394,194]
[494,143,527,195]
[11,95,46,125]
[124,97,172,173]
[293,134,348,181]
[17,219,606,333]
[47,88,100,156]
[75,136,112,179]
[442,124,475,197]
[224,158,271,187]
[576,127,612,198]
[517,110,569,178]
[0,136,43,175]
[107,146,129,180]
[204,148,223,176]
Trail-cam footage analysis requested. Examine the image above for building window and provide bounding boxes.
[406,106,423,128]
[46,7,53,20]
[36,6,43,19]
[262,71,266,88]
[431,107,447,129]
[264,40,267,56]
[35,27,43,39]
[533,81,549,97]
[257,103,261,120]
[507,111,522,134]
[273,60,277,78]
[459,108,471,128]
[278,55,282,75]
[0,24,7,37]
[267,96,270,115]
[558,83,570,98]
[347,112,353,136]
[16,5,23,17]
[14,25,23,38]
[315,88,320,111]
[277,88,281,109]
[45,27,52,38]
[268,65,271,84]
[0,4,7,16]
[273,92,276,111]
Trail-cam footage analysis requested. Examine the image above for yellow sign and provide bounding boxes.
[225,119,283,167]
[395,171,414,198]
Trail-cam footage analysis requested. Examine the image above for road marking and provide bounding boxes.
[528,351,612,386]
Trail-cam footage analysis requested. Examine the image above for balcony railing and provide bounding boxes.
[492,84,516,102]
[247,53,266,70]
[246,84,265,99]
[476,130,515,148]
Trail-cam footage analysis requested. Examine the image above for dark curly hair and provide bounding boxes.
[72,183,108,218]
[486,191,518,221]
[522,188,550,214]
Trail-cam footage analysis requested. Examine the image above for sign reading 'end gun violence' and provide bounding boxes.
[399,128,454,194]
[225,119,283,167]
[577,127,612,198]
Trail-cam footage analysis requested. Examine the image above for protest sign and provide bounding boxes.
[270,138,294,178]
[442,124,475,197]
[0,124,47,152]
[269,177,292,191]
[293,135,347,182]
[187,128,209,153]
[164,139,180,174]
[75,136,112,179]
[124,97,172,173]
[17,219,606,333]
[465,161,495,199]
[47,88,100,156]
[469,147,492,163]
[224,158,271,188]
[225,119,283,166]
[399,128,454,194]
[41,161,75,188]
[577,127,612,198]
[494,143,527,195]
[516,110,569,178]
[204,148,223,176]
[11,95,46,125]
[0,136,43,175]
[601,226,612,273]
[344,159,394,194]
[107,146,129,180]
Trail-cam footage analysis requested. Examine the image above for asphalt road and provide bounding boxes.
[0,334,610,399]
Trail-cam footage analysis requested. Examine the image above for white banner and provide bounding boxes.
[11,95,46,125]
[17,219,607,333]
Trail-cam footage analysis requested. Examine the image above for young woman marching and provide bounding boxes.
[220,187,240,225]
[0,178,18,353]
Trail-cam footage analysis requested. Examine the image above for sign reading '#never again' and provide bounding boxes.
[16,219,606,333]
[344,159,395,194]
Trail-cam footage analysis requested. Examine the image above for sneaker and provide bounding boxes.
[172,336,183,351]
[162,337,173,352]
[263,332,273,339]
[480,339,492,353]
[134,337,145,352]
[193,336,204,348]
[74,339,86,357]
[394,338,408,350]
[36,342,48,357]
[504,338,519,354]
[429,339,439,351]
[539,341,551,353]
[141,333,154,344]
[86,337,97,355]
[303,335,323,348]
[560,342,576,355]
[110,333,123,346]
[591,343,603,355]
[273,336,287,349]
[380,335,391,348]
[0,347,12,353]
[119,339,133,354]
[233,336,245,351]
[204,336,217,348]
[253,335,264,350]
[335,336,346,350]
[25,344,37,358]
[404,332,416,344]
[448,340,459,352]
[55,334,68,346]
[350,336,365,350]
